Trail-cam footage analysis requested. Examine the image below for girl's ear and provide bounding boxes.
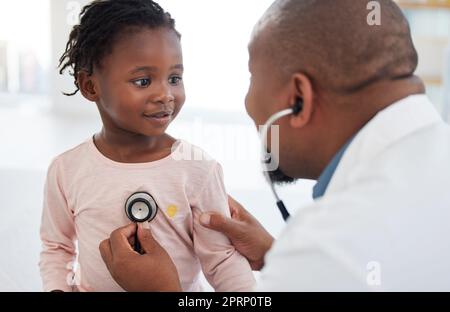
[77,70,100,102]
[289,73,314,129]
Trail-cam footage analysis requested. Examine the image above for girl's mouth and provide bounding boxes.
[143,111,174,126]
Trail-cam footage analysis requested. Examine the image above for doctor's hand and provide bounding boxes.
[99,223,181,292]
[199,196,274,271]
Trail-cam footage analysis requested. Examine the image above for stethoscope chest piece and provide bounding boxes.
[125,192,158,223]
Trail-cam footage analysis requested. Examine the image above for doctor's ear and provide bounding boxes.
[77,70,100,102]
[289,73,314,129]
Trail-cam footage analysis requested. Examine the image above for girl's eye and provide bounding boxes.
[133,78,151,88]
[169,76,183,86]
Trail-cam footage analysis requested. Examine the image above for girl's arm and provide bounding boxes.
[39,158,77,292]
[191,163,256,292]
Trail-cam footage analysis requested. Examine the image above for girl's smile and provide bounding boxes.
[142,108,175,127]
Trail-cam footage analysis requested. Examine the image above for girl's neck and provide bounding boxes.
[93,127,176,164]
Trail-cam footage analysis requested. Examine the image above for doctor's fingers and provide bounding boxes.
[99,239,113,269]
[136,223,160,254]
[228,196,254,222]
[109,223,137,256]
[200,212,245,238]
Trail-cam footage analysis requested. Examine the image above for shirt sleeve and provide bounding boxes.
[39,158,77,292]
[191,162,256,292]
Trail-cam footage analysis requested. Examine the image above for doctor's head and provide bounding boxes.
[245,0,423,182]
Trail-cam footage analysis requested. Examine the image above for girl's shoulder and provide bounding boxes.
[47,138,93,173]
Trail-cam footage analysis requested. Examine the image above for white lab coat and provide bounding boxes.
[257,94,450,291]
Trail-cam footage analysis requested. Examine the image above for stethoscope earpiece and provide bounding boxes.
[293,97,304,115]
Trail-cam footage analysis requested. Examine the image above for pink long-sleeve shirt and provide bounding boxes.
[39,138,255,292]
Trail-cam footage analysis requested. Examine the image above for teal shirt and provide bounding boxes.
[312,138,354,199]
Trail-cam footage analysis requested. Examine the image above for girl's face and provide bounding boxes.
[93,27,185,138]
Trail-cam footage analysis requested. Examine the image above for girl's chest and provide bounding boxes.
[67,172,193,229]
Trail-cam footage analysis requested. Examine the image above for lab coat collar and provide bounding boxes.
[324,94,442,197]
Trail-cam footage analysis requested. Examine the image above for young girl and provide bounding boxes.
[39,0,255,292]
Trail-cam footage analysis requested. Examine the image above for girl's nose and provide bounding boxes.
[153,82,175,104]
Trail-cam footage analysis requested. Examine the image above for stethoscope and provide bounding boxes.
[260,97,303,222]
[124,192,159,253]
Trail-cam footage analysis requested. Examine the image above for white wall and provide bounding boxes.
[50,0,95,117]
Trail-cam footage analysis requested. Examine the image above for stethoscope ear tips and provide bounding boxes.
[125,192,158,223]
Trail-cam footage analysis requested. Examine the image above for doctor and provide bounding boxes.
[99,0,450,291]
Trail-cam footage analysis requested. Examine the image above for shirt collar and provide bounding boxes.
[312,138,354,200]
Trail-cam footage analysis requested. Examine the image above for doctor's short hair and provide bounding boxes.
[58,0,180,96]
[258,0,418,95]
